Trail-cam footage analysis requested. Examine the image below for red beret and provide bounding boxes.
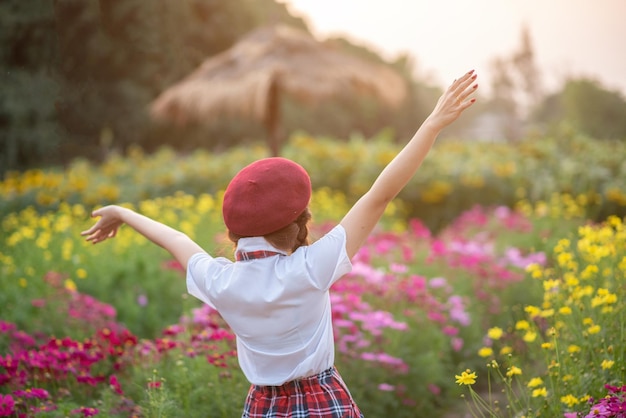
[223,157,312,236]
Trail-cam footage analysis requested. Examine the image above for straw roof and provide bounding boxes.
[149,24,407,126]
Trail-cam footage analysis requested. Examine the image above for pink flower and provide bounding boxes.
[109,375,124,395]
[451,337,464,352]
[31,299,46,308]
[443,326,459,336]
[71,406,99,416]
[13,388,49,399]
[409,219,431,239]
[390,263,408,273]
[429,277,448,288]
[0,394,15,416]
[378,383,395,392]
[428,384,441,395]
[0,321,16,333]
[137,294,148,306]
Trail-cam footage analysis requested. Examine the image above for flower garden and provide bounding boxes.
[1,130,625,417]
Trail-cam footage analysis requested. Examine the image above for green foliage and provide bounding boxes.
[0,0,60,172]
[0,148,606,415]
[2,131,626,232]
[0,0,446,177]
[0,0,310,174]
[122,355,249,418]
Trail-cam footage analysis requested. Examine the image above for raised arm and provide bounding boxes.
[81,205,205,269]
[340,70,478,258]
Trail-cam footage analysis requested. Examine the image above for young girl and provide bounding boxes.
[82,70,478,417]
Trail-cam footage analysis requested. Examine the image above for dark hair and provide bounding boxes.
[228,208,312,253]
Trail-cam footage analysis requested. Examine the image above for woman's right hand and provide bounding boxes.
[81,205,125,244]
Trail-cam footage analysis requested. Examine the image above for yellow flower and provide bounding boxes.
[560,394,580,407]
[539,309,555,318]
[64,279,77,293]
[587,325,601,335]
[559,306,573,315]
[562,374,574,382]
[76,268,88,279]
[554,238,571,252]
[601,360,615,370]
[543,279,559,292]
[515,320,530,330]
[524,306,540,318]
[523,331,537,343]
[568,345,581,354]
[18,278,27,288]
[487,327,504,340]
[500,346,513,355]
[506,366,522,377]
[478,347,494,358]
[527,377,544,388]
[580,264,598,279]
[541,342,553,350]
[557,252,573,267]
[525,263,543,279]
[455,369,477,386]
[532,387,548,398]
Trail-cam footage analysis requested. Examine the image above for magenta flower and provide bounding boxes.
[71,406,100,416]
[584,384,626,418]
[13,388,49,399]
[0,321,16,333]
[0,394,15,416]
[109,375,124,395]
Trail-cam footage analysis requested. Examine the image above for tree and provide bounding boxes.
[0,0,60,173]
[484,25,542,141]
[533,78,626,140]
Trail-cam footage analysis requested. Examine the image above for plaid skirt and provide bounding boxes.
[242,367,364,417]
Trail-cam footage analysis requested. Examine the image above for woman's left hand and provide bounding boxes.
[426,70,478,130]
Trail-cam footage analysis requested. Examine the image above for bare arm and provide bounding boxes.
[340,70,478,258]
[81,205,205,269]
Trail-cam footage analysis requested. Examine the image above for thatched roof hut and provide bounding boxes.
[150,24,407,155]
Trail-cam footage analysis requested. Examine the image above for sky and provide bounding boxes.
[281,0,626,96]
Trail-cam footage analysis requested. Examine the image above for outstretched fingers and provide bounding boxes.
[450,70,478,108]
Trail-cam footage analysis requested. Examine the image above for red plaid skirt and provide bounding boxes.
[242,367,364,417]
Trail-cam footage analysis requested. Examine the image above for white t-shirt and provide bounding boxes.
[186,224,352,386]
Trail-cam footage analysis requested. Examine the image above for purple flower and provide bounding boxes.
[137,294,148,306]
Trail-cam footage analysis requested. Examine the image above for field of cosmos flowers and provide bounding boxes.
[1,130,625,417]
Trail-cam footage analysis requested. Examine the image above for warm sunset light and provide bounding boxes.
[282,0,626,94]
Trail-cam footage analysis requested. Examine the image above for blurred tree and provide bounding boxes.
[63,0,309,155]
[281,43,441,144]
[484,25,542,141]
[533,78,626,140]
[0,0,60,173]
[1,0,309,174]
[511,25,542,115]
[1,0,443,174]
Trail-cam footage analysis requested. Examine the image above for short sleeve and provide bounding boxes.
[186,252,217,309]
[301,224,352,290]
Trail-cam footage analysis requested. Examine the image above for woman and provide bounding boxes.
[82,70,478,417]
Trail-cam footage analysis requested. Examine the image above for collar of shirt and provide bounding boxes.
[234,236,288,259]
